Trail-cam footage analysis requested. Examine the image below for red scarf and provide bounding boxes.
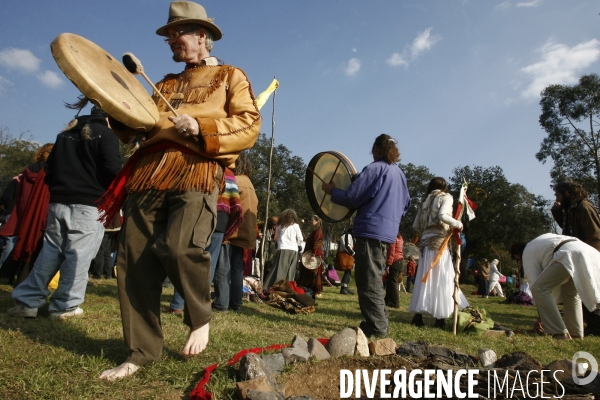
[0,167,50,261]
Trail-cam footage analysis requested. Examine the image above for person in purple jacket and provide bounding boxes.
[322,134,410,337]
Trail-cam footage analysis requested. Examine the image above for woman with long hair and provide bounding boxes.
[0,143,54,284]
[408,177,469,328]
[297,215,325,298]
[263,209,303,289]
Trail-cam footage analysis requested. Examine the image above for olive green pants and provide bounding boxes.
[116,186,217,366]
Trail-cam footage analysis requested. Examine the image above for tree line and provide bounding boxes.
[245,134,556,275]
[2,73,599,267]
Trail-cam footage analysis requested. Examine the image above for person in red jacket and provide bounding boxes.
[384,230,404,308]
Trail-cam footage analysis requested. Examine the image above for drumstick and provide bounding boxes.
[307,167,326,184]
[318,161,342,209]
[122,52,179,117]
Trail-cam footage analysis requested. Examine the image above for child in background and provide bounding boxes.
[405,255,417,293]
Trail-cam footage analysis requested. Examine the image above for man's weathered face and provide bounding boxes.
[168,27,203,63]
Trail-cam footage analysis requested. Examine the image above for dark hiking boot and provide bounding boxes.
[411,313,425,327]
[340,286,354,295]
[435,318,446,329]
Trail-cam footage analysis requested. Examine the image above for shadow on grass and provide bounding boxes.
[85,280,178,305]
[0,283,128,365]
[0,313,129,365]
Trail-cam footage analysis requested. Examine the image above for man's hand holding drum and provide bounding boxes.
[321,181,336,195]
[169,114,199,138]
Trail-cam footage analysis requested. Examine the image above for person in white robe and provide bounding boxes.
[487,259,505,298]
[510,233,600,340]
[408,177,469,328]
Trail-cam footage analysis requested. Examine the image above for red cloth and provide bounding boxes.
[385,235,404,265]
[406,260,417,277]
[242,248,253,276]
[288,280,305,294]
[0,166,50,261]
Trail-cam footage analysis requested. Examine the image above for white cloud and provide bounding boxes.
[0,48,63,90]
[386,52,409,67]
[495,0,543,10]
[387,27,441,69]
[352,48,357,53]
[0,48,41,73]
[517,0,543,7]
[37,70,63,88]
[0,75,12,95]
[495,1,511,10]
[411,28,441,59]
[345,58,361,76]
[521,39,600,99]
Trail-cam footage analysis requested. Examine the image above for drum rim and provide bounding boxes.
[305,151,358,224]
[50,33,159,131]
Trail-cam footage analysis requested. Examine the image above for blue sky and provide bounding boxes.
[1,0,599,202]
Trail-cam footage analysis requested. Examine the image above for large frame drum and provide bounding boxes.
[51,33,159,131]
[305,151,358,223]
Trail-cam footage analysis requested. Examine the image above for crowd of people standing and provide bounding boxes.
[1,1,599,386]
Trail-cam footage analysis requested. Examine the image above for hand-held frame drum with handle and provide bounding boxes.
[301,250,322,270]
[50,33,159,131]
[305,151,358,223]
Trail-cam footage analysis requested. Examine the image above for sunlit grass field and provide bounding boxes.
[1,278,597,399]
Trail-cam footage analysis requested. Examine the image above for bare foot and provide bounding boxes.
[98,362,140,381]
[183,322,209,356]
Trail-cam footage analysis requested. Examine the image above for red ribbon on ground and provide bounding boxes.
[190,339,330,400]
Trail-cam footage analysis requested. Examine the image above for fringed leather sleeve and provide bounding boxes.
[198,68,261,158]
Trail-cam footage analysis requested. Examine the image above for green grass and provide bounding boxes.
[0,279,598,399]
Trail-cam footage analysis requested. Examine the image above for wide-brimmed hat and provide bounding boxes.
[156,1,222,40]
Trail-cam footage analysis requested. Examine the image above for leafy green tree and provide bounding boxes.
[537,73,600,205]
[0,127,40,197]
[449,165,553,263]
[246,134,313,230]
[398,162,435,241]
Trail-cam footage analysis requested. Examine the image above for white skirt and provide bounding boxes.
[408,246,469,319]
